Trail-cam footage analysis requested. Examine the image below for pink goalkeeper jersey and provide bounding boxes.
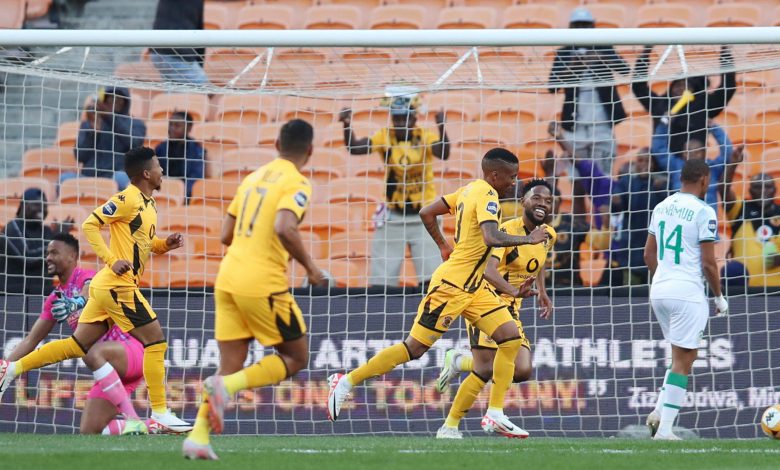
[40,266,138,345]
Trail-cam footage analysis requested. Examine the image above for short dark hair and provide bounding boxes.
[278,119,314,156]
[51,232,79,254]
[482,147,518,166]
[521,178,553,197]
[170,111,193,125]
[124,146,156,179]
[680,159,710,183]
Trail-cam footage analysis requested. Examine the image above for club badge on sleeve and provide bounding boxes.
[294,191,308,208]
[102,201,117,216]
[486,201,499,216]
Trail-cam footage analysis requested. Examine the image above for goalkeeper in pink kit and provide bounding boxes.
[5,233,169,435]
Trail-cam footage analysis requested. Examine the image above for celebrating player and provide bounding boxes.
[326,148,550,438]
[644,159,728,440]
[0,147,191,433]
[435,179,556,439]
[6,232,151,435]
[182,119,326,460]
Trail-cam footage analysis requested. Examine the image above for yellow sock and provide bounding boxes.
[488,338,522,410]
[224,355,287,395]
[347,343,410,386]
[143,341,168,414]
[17,336,86,374]
[459,356,473,372]
[444,372,487,428]
[188,401,211,445]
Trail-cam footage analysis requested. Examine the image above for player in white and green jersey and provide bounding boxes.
[644,159,729,440]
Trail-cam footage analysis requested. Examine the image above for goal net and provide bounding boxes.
[0,29,778,437]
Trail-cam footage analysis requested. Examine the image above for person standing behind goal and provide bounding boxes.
[643,159,728,440]
[339,94,449,288]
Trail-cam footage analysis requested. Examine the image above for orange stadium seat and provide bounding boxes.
[705,3,761,28]
[761,148,780,177]
[237,4,295,30]
[304,5,362,30]
[321,259,368,288]
[203,47,266,88]
[26,0,52,19]
[45,204,88,229]
[165,259,220,288]
[349,100,389,128]
[502,5,560,29]
[155,177,185,210]
[432,159,478,181]
[59,178,117,207]
[56,121,81,148]
[636,4,695,28]
[0,0,25,29]
[614,120,653,155]
[585,4,628,29]
[299,231,326,260]
[436,7,495,29]
[399,257,418,287]
[455,122,519,155]
[215,94,281,124]
[0,204,19,231]
[114,61,161,83]
[348,161,385,180]
[313,63,371,90]
[220,147,277,181]
[150,93,211,122]
[192,236,225,260]
[203,2,233,30]
[0,177,56,209]
[144,120,169,149]
[369,5,426,30]
[159,205,223,238]
[323,177,385,204]
[283,96,340,129]
[21,147,78,182]
[329,230,372,260]
[76,228,108,267]
[274,48,330,65]
[775,7,780,27]
[308,148,349,172]
[482,92,546,125]
[300,203,362,238]
[421,91,479,123]
[254,123,283,148]
[747,93,780,123]
[190,122,243,162]
[190,179,240,212]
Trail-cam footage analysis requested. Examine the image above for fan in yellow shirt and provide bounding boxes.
[325,148,550,439]
[183,120,327,460]
[435,179,557,438]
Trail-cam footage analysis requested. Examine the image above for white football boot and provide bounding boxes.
[326,373,352,421]
[435,349,467,393]
[646,411,661,438]
[481,409,529,439]
[653,432,682,441]
[182,438,219,460]
[0,359,16,401]
[149,409,193,434]
[436,425,463,439]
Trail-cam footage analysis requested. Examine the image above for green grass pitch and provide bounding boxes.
[0,434,777,469]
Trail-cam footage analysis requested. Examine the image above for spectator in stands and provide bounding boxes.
[0,189,72,295]
[154,111,205,199]
[70,87,146,190]
[548,7,630,175]
[632,45,735,155]
[339,94,449,288]
[651,120,732,212]
[720,150,780,288]
[150,0,208,86]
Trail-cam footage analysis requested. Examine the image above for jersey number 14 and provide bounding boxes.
[658,221,684,265]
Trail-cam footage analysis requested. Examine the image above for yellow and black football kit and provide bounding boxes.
[409,179,516,347]
[468,218,556,350]
[727,199,780,287]
[80,184,167,332]
[370,127,439,213]
[215,158,312,345]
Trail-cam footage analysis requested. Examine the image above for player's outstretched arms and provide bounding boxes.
[481,222,549,248]
[419,199,453,261]
[275,209,327,287]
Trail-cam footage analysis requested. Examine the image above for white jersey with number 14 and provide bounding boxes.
[648,192,718,301]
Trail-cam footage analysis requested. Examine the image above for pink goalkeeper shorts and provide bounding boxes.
[86,339,145,402]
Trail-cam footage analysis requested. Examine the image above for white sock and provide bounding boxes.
[92,362,115,381]
[454,351,472,371]
[341,375,354,392]
[653,368,671,415]
[8,361,18,378]
[657,372,688,436]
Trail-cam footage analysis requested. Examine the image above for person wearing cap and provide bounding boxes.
[0,188,73,294]
[68,86,146,190]
[338,96,449,288]
[548,7,630,175]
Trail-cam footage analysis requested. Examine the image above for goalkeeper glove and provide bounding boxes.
[51,293,87,323]
[714,295,729,317]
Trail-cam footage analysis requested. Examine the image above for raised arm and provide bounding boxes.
[430,111,450,161]
[480,221,549,248]
[719,145,743,216]
[707,46,737,119]
[419,198,453,261]
[338,109,371,155]
[631,46,669,117]
[275,209,325,287]
[708,122,732,167]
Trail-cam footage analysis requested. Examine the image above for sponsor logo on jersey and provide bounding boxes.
[294,191,308,208]
[102,201,117,216]
[708,219,717,233]
[486,201,499,215]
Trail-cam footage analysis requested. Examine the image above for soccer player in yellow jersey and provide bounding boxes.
[434,179,557,439]
[326,148,550,437]
[183,120,326,460]
[0,147,192,433]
